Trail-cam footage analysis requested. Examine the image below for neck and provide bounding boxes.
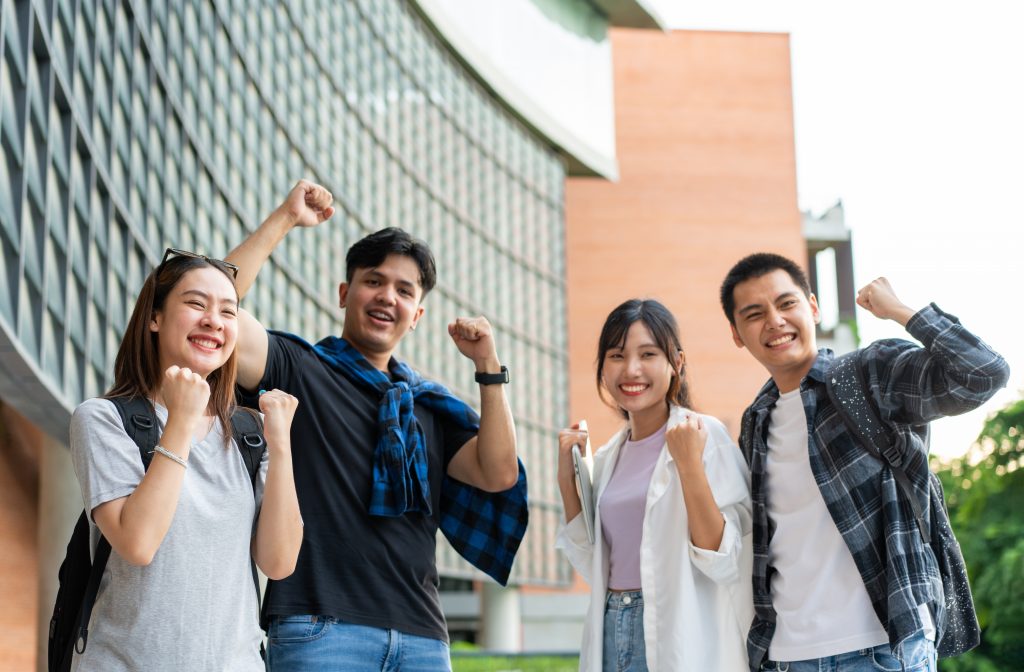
[628,403,669,441]
[773,361,814,394]
[343,338,394,373]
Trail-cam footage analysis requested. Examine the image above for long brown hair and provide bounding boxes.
[105,255,239,443]
[595,298,693,419]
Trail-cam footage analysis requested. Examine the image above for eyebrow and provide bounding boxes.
[181,288,238,307]
[364,270,420,289]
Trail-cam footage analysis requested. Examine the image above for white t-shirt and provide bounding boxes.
[765,389,889,660]
[69,399,268,672]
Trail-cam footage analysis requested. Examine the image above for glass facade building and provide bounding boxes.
[0,0,571,585]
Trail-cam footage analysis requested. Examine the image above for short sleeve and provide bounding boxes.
[69,399,147,522]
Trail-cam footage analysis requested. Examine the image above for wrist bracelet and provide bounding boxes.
[150,445,187,468]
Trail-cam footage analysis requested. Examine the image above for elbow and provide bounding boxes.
[482,466,519,493]
[119,542,158,567]
[260,556,298,581]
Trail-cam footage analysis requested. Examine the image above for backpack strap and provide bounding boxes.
[110,396,160,467]
[67,396,159,657]
[826,350,931,543]
[229,408,265,489]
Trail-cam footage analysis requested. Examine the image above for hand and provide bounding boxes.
[258,389,299,451]
[856,277,916,326]
[666,414,707,473]
[160,366,210,430]
[277,179,335,228]
[448,316,500,371]
[557,423,588,489]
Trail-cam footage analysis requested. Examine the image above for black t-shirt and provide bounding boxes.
[249,333,477,641]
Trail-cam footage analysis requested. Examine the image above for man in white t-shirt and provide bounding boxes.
[719,253,1009,672]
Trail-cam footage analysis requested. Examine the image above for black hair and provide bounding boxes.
[346,227,437,296]
[720,253,811,325]
[596,299,692,418]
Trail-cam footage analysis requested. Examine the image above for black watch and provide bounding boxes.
[475,365,509,385]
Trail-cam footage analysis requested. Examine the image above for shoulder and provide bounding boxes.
[72,397,121,426]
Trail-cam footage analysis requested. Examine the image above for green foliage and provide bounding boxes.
[935,398,1024,671]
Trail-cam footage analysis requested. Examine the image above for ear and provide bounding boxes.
[673,350,685,374]
[338,282,349,309]
[409,305,425,332]
[730,323,746,349]
[809,293,822,325]
[149,311,162,334]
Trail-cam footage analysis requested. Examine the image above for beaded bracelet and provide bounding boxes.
[150,445,187,468]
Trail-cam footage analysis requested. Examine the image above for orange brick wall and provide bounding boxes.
[565,29,806,447]
[0,404,41,672]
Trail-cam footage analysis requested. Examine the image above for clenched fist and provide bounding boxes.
[448,316,500,370]
[277,179,335,229]
[258,389,299,452]
[666,414,707,474]
[161,365,210,429]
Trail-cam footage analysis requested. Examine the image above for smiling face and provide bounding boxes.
[149,266,239,378]
[339,253,425,370]
[730,268,821,392]
[601,321,681,426]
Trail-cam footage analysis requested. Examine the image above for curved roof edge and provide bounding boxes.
[411,1,624,180]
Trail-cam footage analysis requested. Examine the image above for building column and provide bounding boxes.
[36,433,81,671]
[479,582,521,652]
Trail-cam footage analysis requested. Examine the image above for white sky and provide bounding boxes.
[663,1,1024,459]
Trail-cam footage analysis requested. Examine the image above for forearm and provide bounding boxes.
[100,418,194,564]
[676,462,725,551]
[226,208,296,299]
[253,447,303,580]
[473,378,519,491]
[558,476,583,523]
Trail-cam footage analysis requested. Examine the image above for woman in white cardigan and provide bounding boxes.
[556,299,753,672]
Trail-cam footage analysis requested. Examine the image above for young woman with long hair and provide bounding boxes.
[68,249,303,671]
[556,298,753,671]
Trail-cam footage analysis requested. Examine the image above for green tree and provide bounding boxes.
[937,397,1024,671]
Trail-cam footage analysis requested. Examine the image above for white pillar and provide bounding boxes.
[37,434,82,672]
[479,582,521,652]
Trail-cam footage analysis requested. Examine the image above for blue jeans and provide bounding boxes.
[266,615,451,672]
[760,633,937,671]
[602,590,648,672]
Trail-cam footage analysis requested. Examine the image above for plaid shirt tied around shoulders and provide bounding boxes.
[275,332,528,587]
[739,304,1009,671]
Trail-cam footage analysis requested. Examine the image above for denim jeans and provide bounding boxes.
[760,632,937,671]
[602,590,648,672]
[266,615,451,672]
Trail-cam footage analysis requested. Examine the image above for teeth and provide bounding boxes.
[369,311,393,322]
[768,334,795,347]
[190,338,220,349]
[621,384,648,393]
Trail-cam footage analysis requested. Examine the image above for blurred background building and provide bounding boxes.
[0,0,852,667]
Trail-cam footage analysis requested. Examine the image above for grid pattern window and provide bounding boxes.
[0,0,570,586]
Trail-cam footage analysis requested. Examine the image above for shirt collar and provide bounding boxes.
[750,348,836,411]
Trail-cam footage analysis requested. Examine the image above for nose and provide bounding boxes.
[376,285,398,305]
[625,355,643,376]
[765,306,786,329]
[201,310,224,330]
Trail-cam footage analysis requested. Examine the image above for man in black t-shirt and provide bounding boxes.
[226,180,521,671]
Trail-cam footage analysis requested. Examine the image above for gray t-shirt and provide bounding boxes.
[69,398,268,672]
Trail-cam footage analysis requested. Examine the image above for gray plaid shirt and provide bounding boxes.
[739,304,1010,670]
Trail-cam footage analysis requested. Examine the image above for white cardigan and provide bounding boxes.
[555,406,754,672]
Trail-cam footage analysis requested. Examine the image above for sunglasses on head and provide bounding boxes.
[160,248,239,279]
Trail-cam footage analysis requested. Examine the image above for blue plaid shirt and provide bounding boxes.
[739,304,1009,670]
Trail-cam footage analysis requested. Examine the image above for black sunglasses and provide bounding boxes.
[160,248,239,279]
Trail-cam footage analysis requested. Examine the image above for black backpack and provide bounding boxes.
[48,397,266,672]
[826,349,981,658]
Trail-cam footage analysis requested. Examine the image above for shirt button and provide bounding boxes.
[623,595,632,605]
